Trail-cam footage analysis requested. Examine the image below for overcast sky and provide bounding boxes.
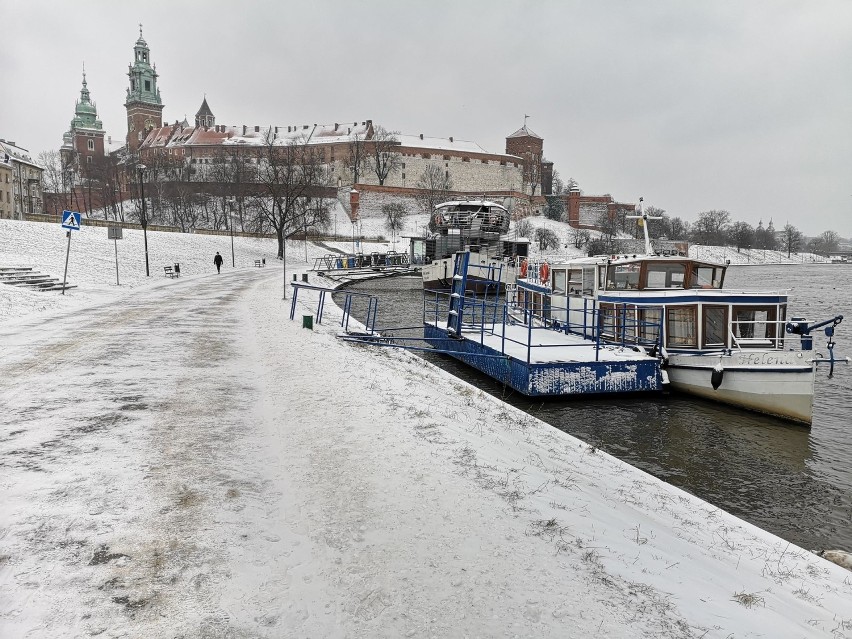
[3,0,850,235]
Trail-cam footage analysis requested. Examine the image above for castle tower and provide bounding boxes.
[125,25,164,154]
[506,119,550,196]
[195,97,215,128]
[61,65,105,178]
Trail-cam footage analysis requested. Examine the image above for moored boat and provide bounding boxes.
[515,202,846,424]
[421,199,529,294]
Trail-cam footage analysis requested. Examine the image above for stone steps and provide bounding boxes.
[0,267,77,291]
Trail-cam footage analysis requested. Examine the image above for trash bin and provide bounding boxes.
[302,273,308,282]
[174,263,180,276]
[302,315,313,330]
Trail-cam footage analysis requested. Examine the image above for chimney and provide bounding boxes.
[334,123,339,131]
[275,126,278,134]
[288,126,291,133]
[420,133,423,140]
[242,125,247,135]
[255,125,259,133]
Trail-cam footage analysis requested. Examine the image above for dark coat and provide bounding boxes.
[214,254,224,266]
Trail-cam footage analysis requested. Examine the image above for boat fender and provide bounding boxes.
[539,262,550,283]
[711,361,724,390]
[435,213,444,225]
[661,370,670,385]
[520,259,528,278]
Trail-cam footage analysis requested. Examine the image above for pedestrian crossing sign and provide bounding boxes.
[61,210,82,231]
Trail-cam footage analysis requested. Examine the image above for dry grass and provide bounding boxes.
[732,590,765,609]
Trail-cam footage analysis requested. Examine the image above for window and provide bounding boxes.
[145,80,151,91]
[606,263,641,290]
[443,155,450,161]
[582,268,596,295]
[86,156,92,164]
[732,306,777,344]
[645,262,686,289]
[131,80,136,92]
[639,308,662,344]
[552,269,567,295]
[692,265,721,288]
[401,173,405,180]
[401,163,405,169]
[462,157,470,162]
[666,306,697,347]
[703,306,727,347]
[87,140,94,151]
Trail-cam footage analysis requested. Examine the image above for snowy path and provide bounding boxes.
[2,270,851,638]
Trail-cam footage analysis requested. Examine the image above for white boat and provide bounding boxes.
[515,202,845,424]
[421,199,529,294]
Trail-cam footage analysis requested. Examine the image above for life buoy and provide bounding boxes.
[539,262,550,283]
[490,214,499,226]
[434,213,444,225]
[520,259,528,278]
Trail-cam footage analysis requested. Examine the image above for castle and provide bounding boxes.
[56,27,632,228]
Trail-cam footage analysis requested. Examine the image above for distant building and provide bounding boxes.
[0,139,44,218]
[61,66,106,181]
[505,123,553,196]
[0,153,12,219]
[563,183,635,229]
[125,26,164,155]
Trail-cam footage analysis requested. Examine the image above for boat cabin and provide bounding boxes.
[519,256,788,353]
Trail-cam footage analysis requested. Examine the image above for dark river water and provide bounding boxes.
[336,264,852,552]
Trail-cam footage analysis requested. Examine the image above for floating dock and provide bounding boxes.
[423,252,662,397]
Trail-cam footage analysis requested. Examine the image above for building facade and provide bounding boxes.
[0,153,12,219]
[0,139,44,218]
[61,67,106,180]
[125,26,164,155]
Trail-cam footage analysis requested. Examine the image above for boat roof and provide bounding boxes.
[551,253,728,268]
[435,199,507,212]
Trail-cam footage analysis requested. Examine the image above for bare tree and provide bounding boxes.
[690,210,731,246]
[37,150,64,215]
[348,132,366,184]
[807,230,841,256]
[515,218,534,239]
[382,202,408,248]
[253,130,328,289]
[570,226,591,249]
[367,126,402,186]
[416,163,453,226]
[535,227,559,250]
[781,223,803,257]
[729,221,755,252]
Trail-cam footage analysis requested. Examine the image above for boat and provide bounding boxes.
[421,198,529,294]
[514,201,846,425]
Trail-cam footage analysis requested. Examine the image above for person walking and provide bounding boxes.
[214,252,224,274]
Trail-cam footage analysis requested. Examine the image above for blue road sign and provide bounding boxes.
[61,210,82,231]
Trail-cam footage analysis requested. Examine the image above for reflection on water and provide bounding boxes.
[337,266,852,551]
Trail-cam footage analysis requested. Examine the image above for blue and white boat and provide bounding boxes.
[516,204,845,424]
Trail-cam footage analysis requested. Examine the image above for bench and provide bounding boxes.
[254,259,265,267]
[164,265,179,278]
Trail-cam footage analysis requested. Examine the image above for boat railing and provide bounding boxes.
[424,289,663,364]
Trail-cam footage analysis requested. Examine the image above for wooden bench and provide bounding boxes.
[164,266,179,278]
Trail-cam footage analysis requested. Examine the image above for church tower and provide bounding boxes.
[61,65,105,178]
[125,25,164,154]
[195,97,215,128]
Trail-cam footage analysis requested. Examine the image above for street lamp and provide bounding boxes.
[228,198,236,267]
[138,163,149,277]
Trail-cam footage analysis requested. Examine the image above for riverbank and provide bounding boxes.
[2,223,851,637]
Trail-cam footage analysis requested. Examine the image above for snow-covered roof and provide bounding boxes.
[507,124,541,139]
[0,140,42,169]
[396,134,488,154]
[142,120,373,150]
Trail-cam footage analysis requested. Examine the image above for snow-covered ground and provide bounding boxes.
[2,219,852,638]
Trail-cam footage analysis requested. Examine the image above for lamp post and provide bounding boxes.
[138,163,149,277]
[228,198,236,267]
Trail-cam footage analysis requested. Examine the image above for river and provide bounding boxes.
[337,264,852,552]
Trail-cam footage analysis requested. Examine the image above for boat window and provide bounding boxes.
[599,303,618,339]
[552,269,567,295]
[732,306,777,344]
[639,307,662,345]
[703,306,727,347]
[691,266,721,289]
[566,268,582,295]
[666,306,697,347]
[646,263,686,289]
[582,267,595,295]
[606,263,641,290]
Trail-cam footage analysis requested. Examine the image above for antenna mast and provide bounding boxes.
[625,197,663,256]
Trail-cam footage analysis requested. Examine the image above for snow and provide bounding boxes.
[2,219,852,638]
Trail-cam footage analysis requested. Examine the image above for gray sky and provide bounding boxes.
[3,0,850,235]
